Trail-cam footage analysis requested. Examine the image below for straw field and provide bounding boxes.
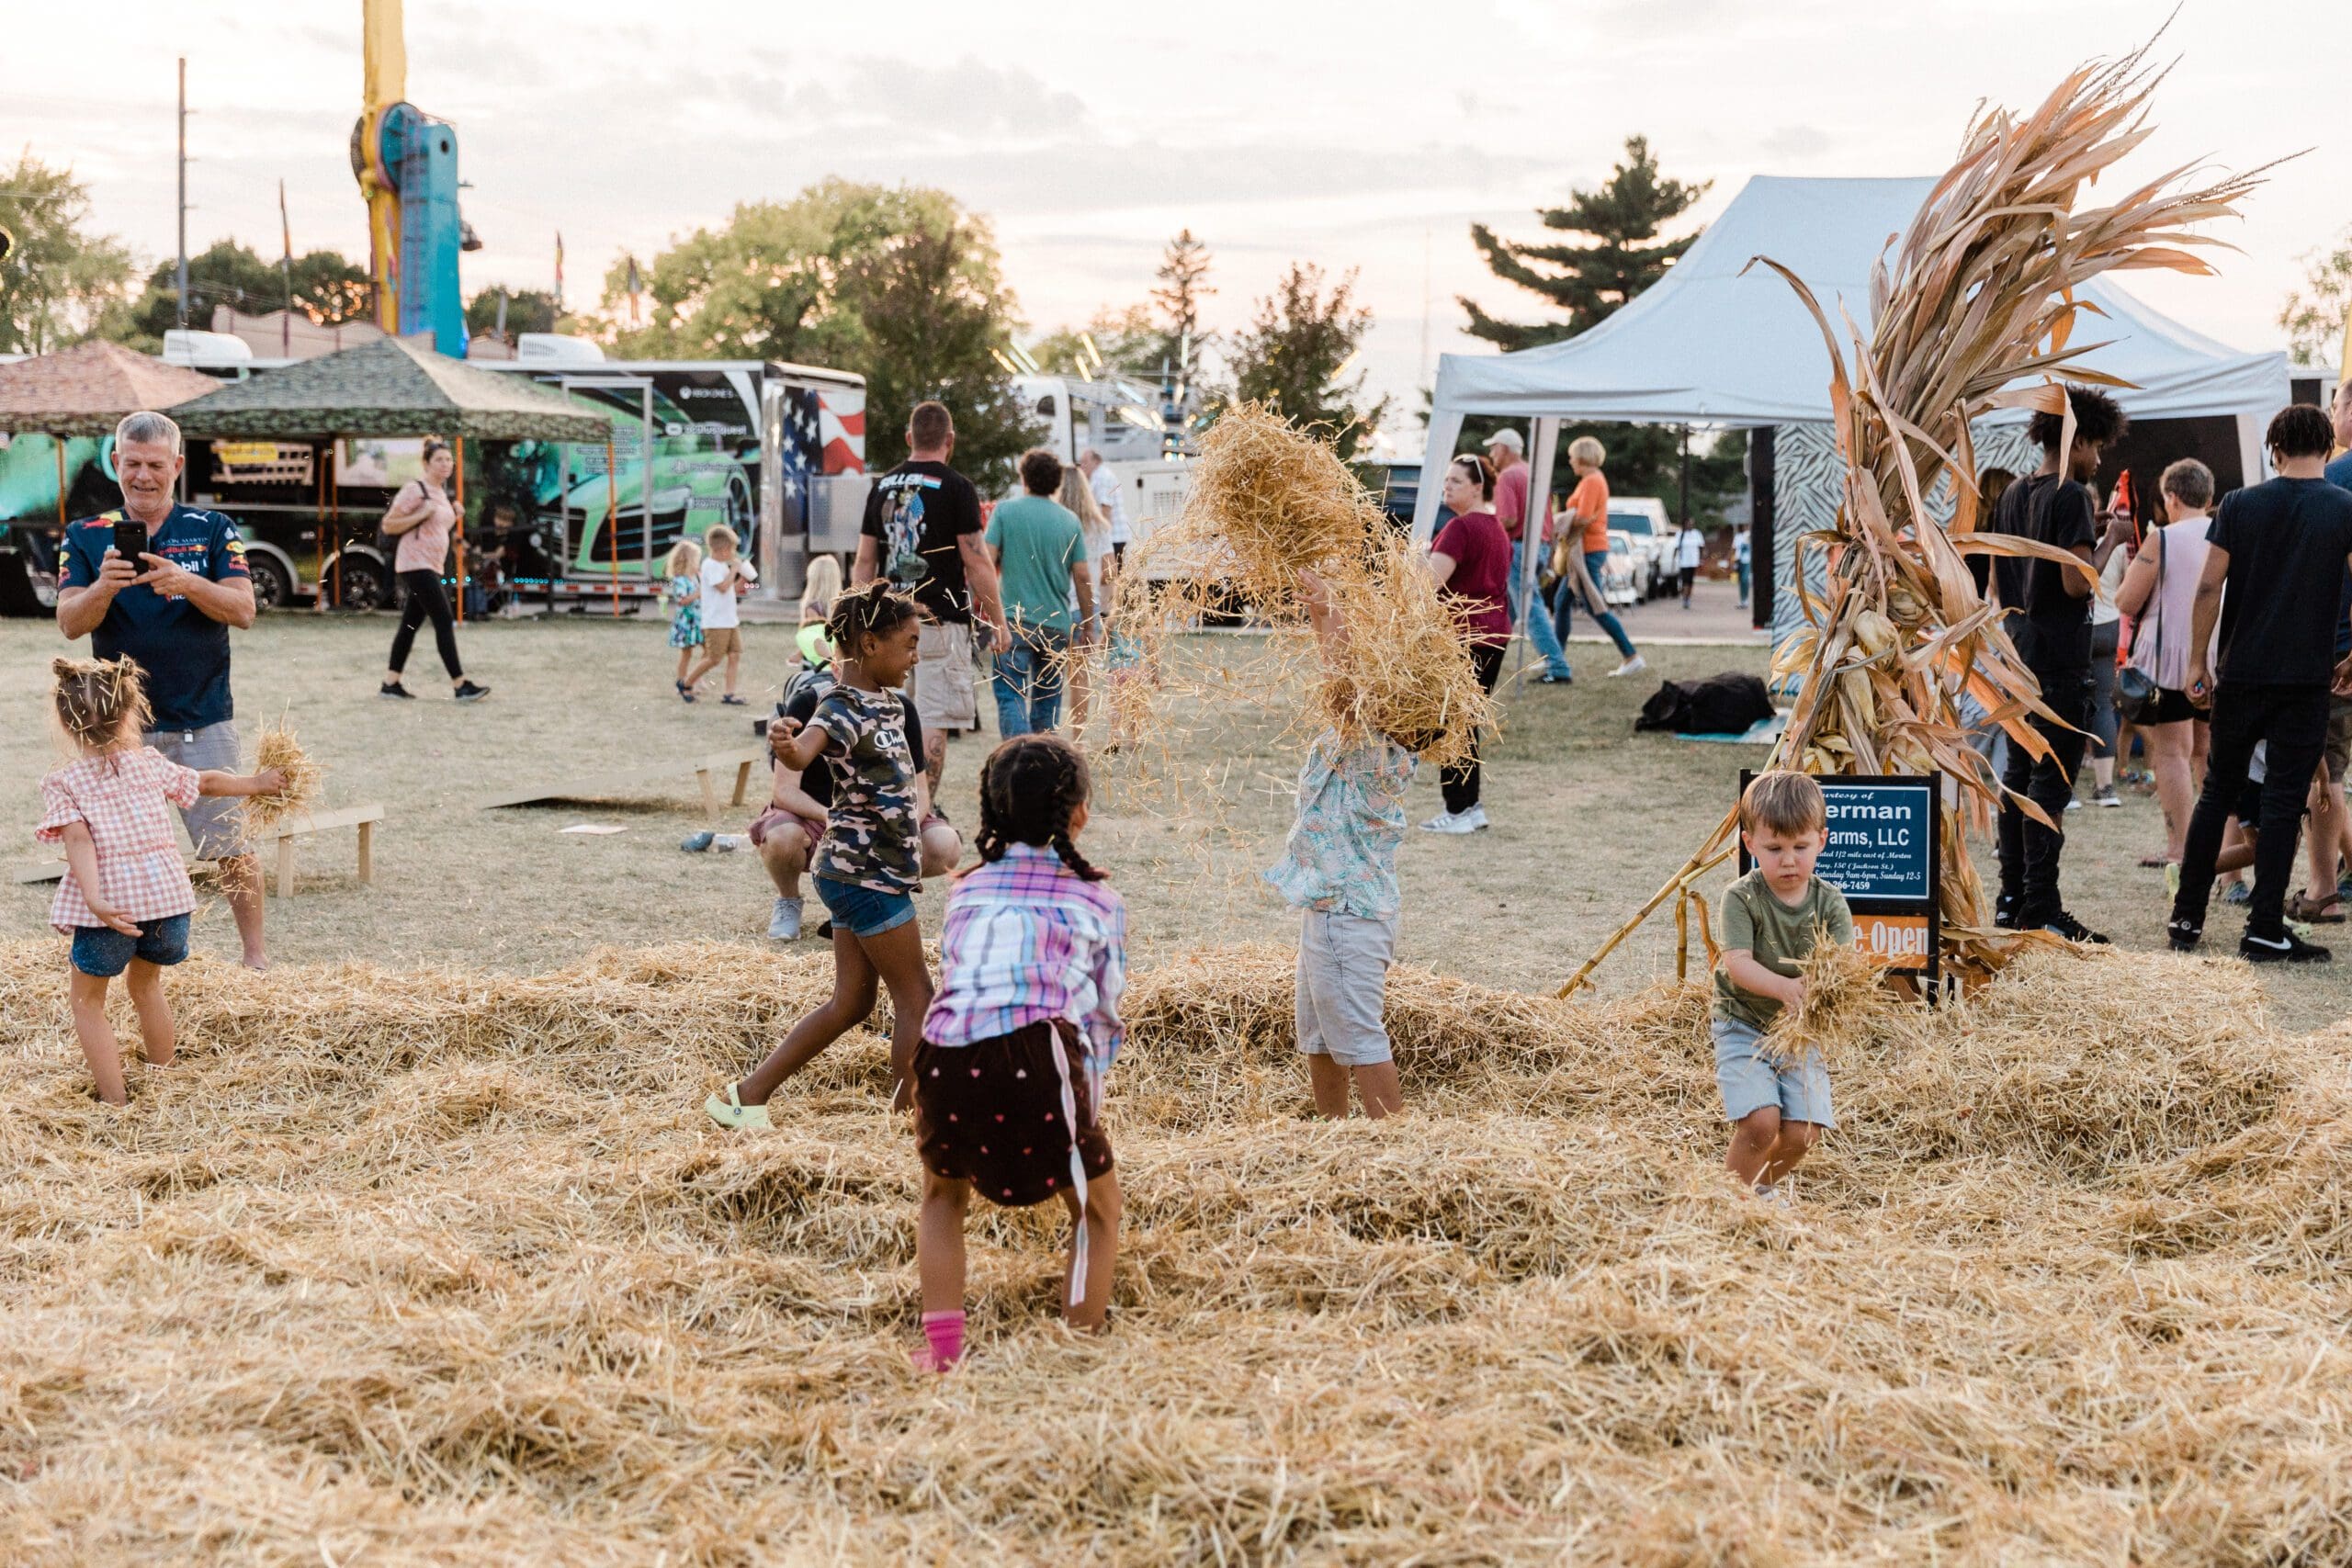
[5,935,2350,1563]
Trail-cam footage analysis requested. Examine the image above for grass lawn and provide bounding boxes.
[6,589,2347,1031]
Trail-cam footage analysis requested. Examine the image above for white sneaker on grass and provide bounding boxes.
[1420,806,1488,835]
[1607,655,1647,678]
[768,896,804,942]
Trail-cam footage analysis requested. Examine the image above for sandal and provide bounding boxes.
[2285,890,2346,924]
[2137,854,2169,869]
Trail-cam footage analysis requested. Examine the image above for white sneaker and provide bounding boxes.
[1607,655,1647,678]
[768,896,804,941]
[1456,805,1490,831]
[1419,809,1478,835]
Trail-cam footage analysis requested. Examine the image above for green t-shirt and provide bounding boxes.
[1713,868,1854,1031]
[985,494,1088,635]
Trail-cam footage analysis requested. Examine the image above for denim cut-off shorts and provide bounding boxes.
[70,911,192,978]
[813,875,917,939]
[1712,1015,1835,1128]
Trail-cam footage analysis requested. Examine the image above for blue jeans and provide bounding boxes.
[992,625,1069,737]
[1554,549,1636,660]
[1508,539,1574,680]
[70,911,191,977]
[813,876,916,938]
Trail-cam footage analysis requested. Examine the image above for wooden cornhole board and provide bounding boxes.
[11,800,385,899]
[481,748,765,822]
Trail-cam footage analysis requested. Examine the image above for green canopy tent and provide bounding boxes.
[171,337,616,613]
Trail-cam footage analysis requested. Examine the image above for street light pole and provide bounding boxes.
[175,58,189,331]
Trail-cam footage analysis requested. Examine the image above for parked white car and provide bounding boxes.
[1605,498,1677,599]
[1602,531,1640,606]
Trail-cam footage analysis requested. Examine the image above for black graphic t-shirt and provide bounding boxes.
[860,459,983,624]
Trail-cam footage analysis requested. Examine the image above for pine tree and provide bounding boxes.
[1460,136,1707,353]
[1149,229,1214,378]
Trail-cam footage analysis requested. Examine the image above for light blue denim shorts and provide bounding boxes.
[1712,1015,1834,1128]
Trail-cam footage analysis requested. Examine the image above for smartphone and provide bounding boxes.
[111,521,146,565]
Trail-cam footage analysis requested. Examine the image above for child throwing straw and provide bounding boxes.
[1713,771,1850,1202]
[39,657,283,1105]
[911,733,1125,1367]
[707,581,935,1127]
[662,539,705,701]
[1267,569,1413,1119]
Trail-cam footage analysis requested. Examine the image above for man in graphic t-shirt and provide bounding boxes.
[55,410,269,969]
[2169,401,2352,964]
[1973,385,2129,945]
[854,400,1008,788]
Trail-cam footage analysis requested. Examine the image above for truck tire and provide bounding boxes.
[332,555,389,612]
[246,550,294,613]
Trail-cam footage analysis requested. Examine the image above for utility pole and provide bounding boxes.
[175,58,189,331]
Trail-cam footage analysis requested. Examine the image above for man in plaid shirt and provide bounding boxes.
[56,411,269,969]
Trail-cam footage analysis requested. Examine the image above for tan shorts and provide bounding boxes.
[2326,696,2352,783]
[703,626,742,660]
[913,620,978,734]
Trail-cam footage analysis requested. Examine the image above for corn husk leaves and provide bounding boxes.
[1566,37,2267,997]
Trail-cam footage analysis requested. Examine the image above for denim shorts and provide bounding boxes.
[813,875,916,938]
[1712,1015,1835,1128]
[70,911,192,978]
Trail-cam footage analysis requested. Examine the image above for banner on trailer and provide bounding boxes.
[1739,772,1941,987]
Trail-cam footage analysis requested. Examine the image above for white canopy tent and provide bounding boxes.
[1414,175,2291,615]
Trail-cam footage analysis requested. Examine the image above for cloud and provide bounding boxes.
[1758,124,1831,161]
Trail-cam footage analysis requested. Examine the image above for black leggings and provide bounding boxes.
[1441,640,1508,814]
[390,569,463,680]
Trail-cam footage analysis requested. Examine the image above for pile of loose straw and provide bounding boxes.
[1760,925,1897,1066]
[1,937,2346,1562]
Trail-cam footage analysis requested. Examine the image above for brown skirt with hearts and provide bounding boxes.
[912,1020,1114,1209]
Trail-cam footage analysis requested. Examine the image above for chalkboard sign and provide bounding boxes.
[1739,773,1942,987]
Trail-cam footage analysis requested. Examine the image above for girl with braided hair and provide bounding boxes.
[707,581,937,1128]
[910,733,1126,1368]
[39,656,284,1104]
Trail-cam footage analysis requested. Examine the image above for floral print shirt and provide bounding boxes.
[1263,730,1417,919]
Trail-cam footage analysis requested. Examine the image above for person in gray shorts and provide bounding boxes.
[55,411,270,969]
[1263,570,1420,1119]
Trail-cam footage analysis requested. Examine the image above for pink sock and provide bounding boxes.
[916,1309,965,1372]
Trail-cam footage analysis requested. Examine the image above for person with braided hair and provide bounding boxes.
[38,657,284,1104]
[706,581,936,1128]
[911,733,1126,1366]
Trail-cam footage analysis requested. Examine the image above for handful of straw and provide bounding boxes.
[242,725,323,837]
[1760,926,1895,1066]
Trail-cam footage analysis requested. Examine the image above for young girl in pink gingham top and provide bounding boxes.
[38,657,281,1105]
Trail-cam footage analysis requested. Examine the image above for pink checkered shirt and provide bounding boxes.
[38,748,202,931]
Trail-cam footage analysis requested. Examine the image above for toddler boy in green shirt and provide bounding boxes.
[1714,771,1852,1201]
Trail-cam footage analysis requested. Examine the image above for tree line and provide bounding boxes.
[9,140,2344,504]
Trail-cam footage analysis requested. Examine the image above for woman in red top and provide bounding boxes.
[1422,455,1511,834]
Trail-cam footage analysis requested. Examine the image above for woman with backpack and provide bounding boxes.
[378,439,488,703]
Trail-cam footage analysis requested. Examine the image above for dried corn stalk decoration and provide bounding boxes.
[1564,39,2270,998]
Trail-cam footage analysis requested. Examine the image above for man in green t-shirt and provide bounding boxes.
[984,448,1095,736]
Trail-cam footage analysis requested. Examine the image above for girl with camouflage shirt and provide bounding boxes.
[707,583,937,1128]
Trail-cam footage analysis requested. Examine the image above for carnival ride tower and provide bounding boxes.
[350,0,472,355]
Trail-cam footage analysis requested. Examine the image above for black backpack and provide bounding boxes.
[1634,671,1775,735]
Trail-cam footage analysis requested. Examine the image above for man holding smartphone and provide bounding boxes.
[55,410,269,970]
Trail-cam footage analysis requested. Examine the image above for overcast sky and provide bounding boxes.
[10,0,2346,442]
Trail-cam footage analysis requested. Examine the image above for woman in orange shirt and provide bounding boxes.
[1550,436,1645,677]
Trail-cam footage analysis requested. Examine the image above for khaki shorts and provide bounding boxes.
[2326,696,2352,784]
[145,721,248,860]
[703,626,742,660]
[913,619,978,734]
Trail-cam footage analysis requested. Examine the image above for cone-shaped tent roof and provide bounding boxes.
[171,336,612,442]
[1430,175,2288,426]
[0,340,221,437]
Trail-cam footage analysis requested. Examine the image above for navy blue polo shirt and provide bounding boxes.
[61,505,251,731]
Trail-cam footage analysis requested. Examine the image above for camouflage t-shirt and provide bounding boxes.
[808,683,922,894]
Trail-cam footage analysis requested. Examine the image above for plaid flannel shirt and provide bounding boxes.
[38,748,201,931]
[922,844,1127,1071]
